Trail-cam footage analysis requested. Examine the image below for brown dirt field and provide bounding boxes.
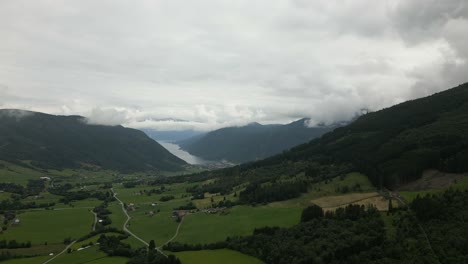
[324,196,396,212]
[311,192,380,209]
[398,170,467,191]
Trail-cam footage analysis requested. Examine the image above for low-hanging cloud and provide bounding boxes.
[0,0,466,131]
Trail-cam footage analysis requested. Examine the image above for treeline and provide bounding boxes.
[0,180,45,198]
[0,240,31,249]
[236,190,467,264]
[239,181,307,204]
[93,202,112,227]
[0,200,55,211]
[162,190,467,264]
[49,184,114,204]
[227,204,387,264]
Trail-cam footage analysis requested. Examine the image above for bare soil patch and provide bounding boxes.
[398,170,467,191]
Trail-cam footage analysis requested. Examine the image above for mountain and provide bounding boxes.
[177,83,468,191]
[177,118,339,163]
[0,110,186,172]
[141,129,203,142]
[249,82,468,188]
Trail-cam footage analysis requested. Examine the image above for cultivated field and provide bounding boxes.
[1,208,94,245]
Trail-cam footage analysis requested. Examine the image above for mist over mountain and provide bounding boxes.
[0,110,186,172]
[142,129,204,142]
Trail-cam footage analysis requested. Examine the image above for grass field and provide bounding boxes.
[1,208,93,245]
[110,172,375,246]
[48,247,128,264]
[268,172,375,208]
[174,205,301,244]
[0,244,65,257]
[1,256,50,264]
[174,249,264,264]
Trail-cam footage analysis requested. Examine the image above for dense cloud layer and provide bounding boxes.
[0,0,466,131]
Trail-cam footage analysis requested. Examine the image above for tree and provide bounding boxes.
[387,199,393,215]
[148,240,156,262]
[301,204,324,222]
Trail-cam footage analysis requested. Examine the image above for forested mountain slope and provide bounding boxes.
[174,83,468,190]
[0,110,186,172]
[254,82,468,187]
[178,119,336,163]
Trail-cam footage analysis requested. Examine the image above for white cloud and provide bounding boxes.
[0,0,466,131]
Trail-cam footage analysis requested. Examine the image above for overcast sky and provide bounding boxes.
[0,0,467,131]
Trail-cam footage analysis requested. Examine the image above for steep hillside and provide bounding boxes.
[171,82,468,191]
[0,110,186,172]
[178,119,336,163]
[254,82,468,187]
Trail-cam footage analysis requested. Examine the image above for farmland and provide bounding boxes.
[0,164,414,263]
[1,208,94,245]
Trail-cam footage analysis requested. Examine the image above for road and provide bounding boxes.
[111,188,167,257]
[158,214,186,249]
[41,240,76,264]
[91,211,97,231]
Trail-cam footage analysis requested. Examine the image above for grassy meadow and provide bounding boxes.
[1,208,94,245]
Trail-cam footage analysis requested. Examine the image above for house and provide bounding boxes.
[203,207,227,214]
[40,176,51,181]
[127,203,136,211]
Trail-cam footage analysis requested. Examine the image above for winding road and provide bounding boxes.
[111,188,167,257]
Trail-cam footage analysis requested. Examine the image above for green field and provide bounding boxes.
[109,172,373,246]
[49,247,128,264]
[175,249,264,264]
[1,256,50,264]
[1,208,93,245]
[175,205,301,244]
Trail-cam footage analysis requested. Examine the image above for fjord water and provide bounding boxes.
[158,141,208,165]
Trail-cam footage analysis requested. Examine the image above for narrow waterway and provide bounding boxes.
[158,141,209,165]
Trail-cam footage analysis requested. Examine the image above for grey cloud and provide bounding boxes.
[390,0,468,99]
[0,0,467,131]
[85,107,130,126]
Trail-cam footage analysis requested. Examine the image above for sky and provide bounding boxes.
[0,0,467,131]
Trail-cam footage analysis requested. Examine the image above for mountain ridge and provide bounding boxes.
[177,118,341,163]
[0,109,186,172]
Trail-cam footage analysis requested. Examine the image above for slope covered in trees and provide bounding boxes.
[248,83,468,188]
[178,119,337,163]
[162,83,468,192]
[0,110,186,172]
